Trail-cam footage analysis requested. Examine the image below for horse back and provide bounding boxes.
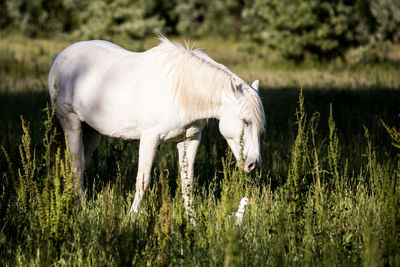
[49,40,132,101]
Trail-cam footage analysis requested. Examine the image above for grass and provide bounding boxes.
[0,35,400,266]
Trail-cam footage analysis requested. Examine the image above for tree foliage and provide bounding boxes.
[242,0,400,61]
[0,0,399,61]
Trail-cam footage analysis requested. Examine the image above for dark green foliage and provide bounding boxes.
[242,0,400,61]
[69,0,164,43]
[2,0,76,37]
[1,0,399,61]
[286,89,308,208]
[174,0,244,38]
[369,0,400,43]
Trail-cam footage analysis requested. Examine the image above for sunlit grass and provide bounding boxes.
[1,35,400,92]
[1,90,399,266]
[0,36,399,266]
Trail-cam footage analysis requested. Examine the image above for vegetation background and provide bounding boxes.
[0,0,400,266]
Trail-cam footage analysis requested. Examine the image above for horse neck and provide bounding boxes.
[181,103,221,123]
[178,86,236,123]
[184,94,236,123]
[173,57,239,123]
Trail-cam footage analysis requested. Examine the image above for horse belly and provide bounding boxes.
[73,80,173,140]
[73,87,143,139]
[160,120,205,142]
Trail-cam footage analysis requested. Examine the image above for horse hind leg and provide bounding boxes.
[58,112,86,202]
[82,122,101,162]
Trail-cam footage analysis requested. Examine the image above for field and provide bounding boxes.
[0,35,400,266]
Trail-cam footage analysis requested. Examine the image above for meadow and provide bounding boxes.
[0,35,399,266]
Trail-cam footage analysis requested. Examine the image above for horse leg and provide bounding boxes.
[59,113,86,202]
[129,134,160,214]
[177,132,201,218]
[82,122,101,161]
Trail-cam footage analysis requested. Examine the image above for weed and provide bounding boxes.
[1,37,400,266]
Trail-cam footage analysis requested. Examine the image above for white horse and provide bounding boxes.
[48,36,265,216]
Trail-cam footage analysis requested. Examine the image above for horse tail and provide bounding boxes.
[48,52,61,102]
[52,112,68,155]
[53,112,63,138]
[51,52,60,66]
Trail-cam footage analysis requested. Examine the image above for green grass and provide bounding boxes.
[0,36,400,266]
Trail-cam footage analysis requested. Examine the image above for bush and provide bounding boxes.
[242,0,400,61]
[0,0,399,60]
[68,0,164,42]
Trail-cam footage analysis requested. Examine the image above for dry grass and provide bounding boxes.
[153,37,400,89]
[0,36,70,92]
[233,69,400,89]
[1,35,400,92]
[387,44,400,62]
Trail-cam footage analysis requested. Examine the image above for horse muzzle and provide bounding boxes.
[244,158,261,173]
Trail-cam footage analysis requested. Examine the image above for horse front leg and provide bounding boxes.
[177,132,201,219]
[129,134,160,214]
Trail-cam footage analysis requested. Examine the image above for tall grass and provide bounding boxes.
[1,36,399,266]
[1,89,399,266]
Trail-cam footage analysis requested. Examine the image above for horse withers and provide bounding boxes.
[48,36,265,216]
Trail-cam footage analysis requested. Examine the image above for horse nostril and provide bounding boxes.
[247,162,256,172]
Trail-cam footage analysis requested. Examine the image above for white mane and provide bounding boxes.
[153,36,265,131]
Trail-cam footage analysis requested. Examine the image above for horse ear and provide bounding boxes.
[251,80,260,92]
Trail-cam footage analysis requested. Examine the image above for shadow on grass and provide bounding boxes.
[1,87,399,195]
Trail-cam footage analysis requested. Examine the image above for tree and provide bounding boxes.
[242,0,400,61]
[68,0,164,42]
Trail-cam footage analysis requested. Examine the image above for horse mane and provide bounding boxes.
[153,36,265,132]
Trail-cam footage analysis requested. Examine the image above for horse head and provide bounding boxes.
[219,79,265,172]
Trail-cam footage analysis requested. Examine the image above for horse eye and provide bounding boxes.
[243,119,252,127]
